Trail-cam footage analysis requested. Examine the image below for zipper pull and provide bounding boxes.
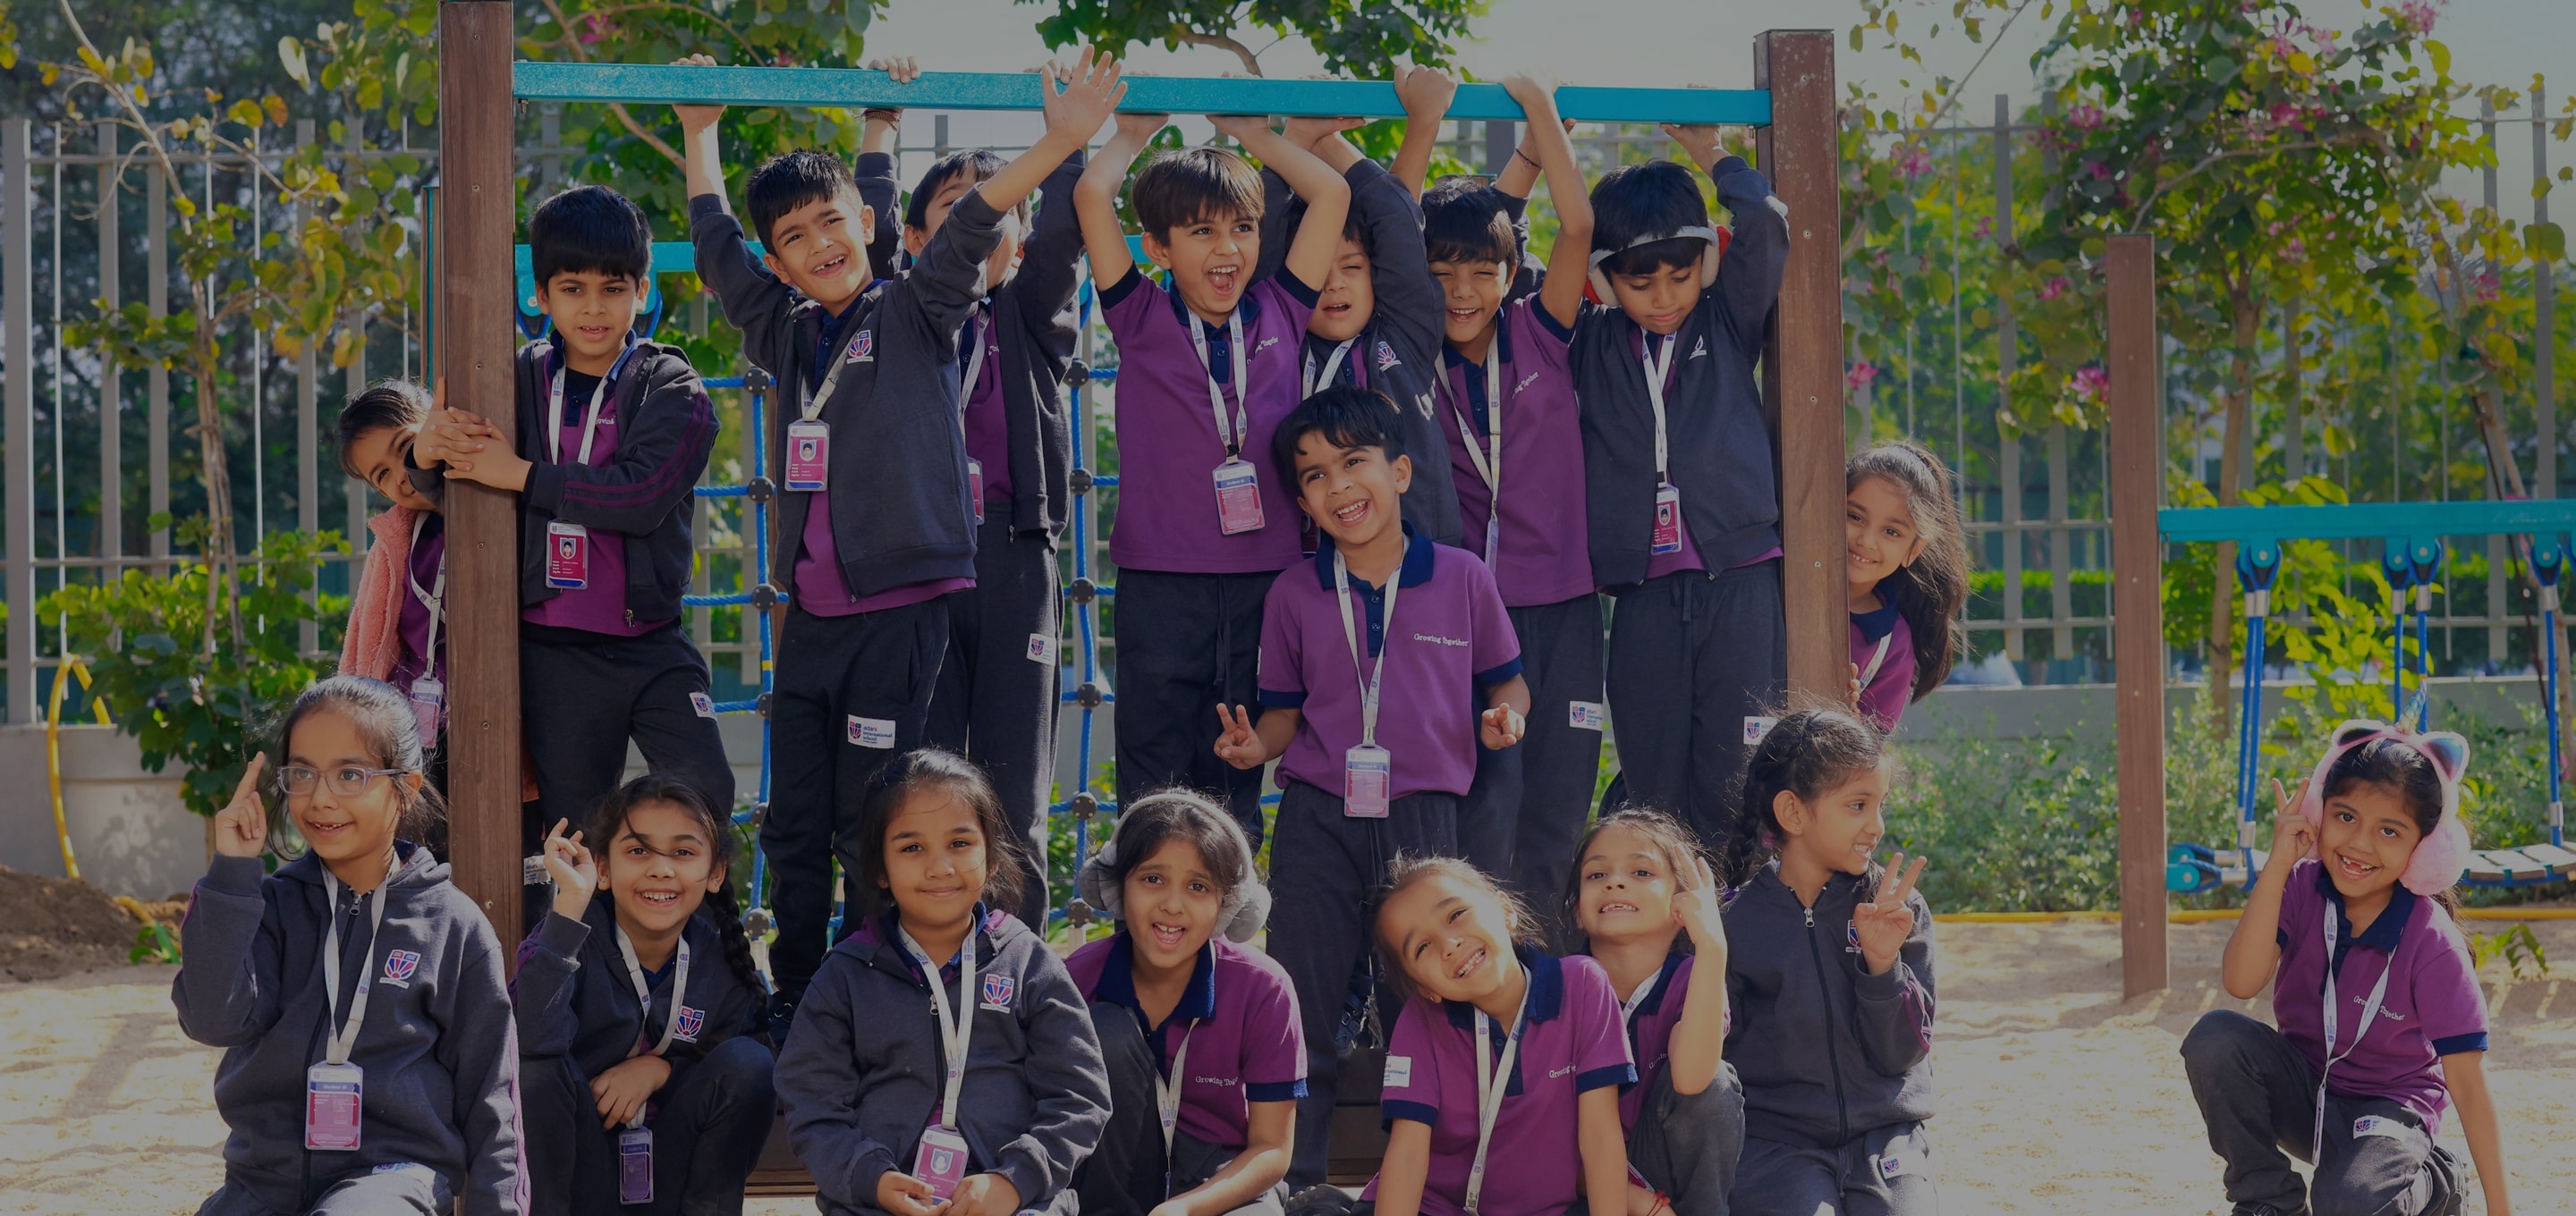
[1803,906,1815,928]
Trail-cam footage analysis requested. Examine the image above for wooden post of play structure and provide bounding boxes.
[2106,233,2166,996]
[437,1,526,954]
[1755,30,1847,702]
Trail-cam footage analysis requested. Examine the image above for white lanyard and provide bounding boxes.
[1301,338,1354,398]
[545,344,633,466]
[1617,970,1661,1026]
[1858,631,1894,686]
[1445,345,1505,502]
[2312,904,2394,1156]
[1153,1022,1198,1176]
[319,871,391,1067]
[801,311,869,424]
[960,307,992,412]
[901,926,979,1130]
[407,512,447,669]
[1187,310,1252,459]
[1333,540,1407,749]
[1465,1001,1529,1216]
[1638,330,1678,486]
[613,925,693,1061]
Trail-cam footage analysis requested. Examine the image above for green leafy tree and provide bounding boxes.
[1023,0,1482,76]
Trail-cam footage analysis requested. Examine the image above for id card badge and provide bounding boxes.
[1345,744,1393,818]
[967,458,987,525]
[617,1126,655,1204]
[784,420,831,492]
[304,1062,364,1152]
[1213,459,1267,535]
[1649,484,1685,555]
[407,676,445,744]
[913,1125,971,1200]
[546,520,590,589]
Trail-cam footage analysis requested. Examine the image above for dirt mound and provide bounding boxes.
[0,866,144,982]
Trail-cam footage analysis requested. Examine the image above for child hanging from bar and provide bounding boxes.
[1072,96,1353,849]
[848,55,1087,928]
[678,47,1125,1035]
[412,186,734,918]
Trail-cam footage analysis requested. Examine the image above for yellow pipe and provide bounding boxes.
[45,661,83,882]
[1933,908,2576,923]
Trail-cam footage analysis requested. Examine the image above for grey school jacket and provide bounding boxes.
[775,906,1109,1216]
[1254,156,1466,549]
[690,186,1004,604]
[1572,154,1790,588]
[510,897,767,1089]
[853,148,1085,542]
[1722,863,1937,1150]
[174,847,523,1215]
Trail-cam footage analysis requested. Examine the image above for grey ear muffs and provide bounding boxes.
[1076,832,1273,944]
[1587,224,1725,300]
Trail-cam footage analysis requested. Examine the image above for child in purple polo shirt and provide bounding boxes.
[1569,808,1744,1216]
[2185,722,2509,1216]
[679,50,1124,1027]
[1843,442,1968,733]
[1361,857,1634,1216]
[416,186,733,897]
[1075,104,1352,849]
[1419,77,1601,939]
[1209,386,1530,1187]
[1713,709,1937,1216]
[1067,790,1305,1216]
[1574,129,1790,852]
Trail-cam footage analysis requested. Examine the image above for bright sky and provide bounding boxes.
[860,0,2570,207]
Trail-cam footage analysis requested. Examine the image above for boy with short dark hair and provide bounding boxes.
[676,48,1125,1028]
[850,59,1087,928]
[1575,129,1791,849]
[1210,385,1530,1186]
[414,182,733,879]
[1075,106,1354,848]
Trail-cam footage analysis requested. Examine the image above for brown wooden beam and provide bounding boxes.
[2106,232,2167,997]
[1754,30,1847,705]
[437,1,525,957]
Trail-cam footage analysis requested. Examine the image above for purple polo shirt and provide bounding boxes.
[1442,299,1592,607]
[1364,949,1635,1216]
[2272,859,2489,1134]
[962,304,1013,506]
[1604,952,1696,1131]
[523,365,665,637]
[1065,932,1309,1151]
[794,302,977,616]
[1101,266,1319,574]
[1257,530,1522,800]
[1852,604,1918,731]
[390,514,448,693]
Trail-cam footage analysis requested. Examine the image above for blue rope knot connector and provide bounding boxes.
[1069,790,1099,822]
[744,366,773,392]
[750,583,783,611]
[1069,577,1098,604]
[1076,680,1106,709]
[746,476,775,504]
[1071,468,1095,496]
[1064,897,1093,928]
[1065,359,1091,386]
[754,691,773,719]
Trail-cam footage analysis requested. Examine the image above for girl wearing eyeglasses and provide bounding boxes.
[2187,722,2511,1216]
[174,675,524,1216]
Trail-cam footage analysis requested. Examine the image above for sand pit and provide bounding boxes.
[0,866,151,983]
[3,919,2568,1215]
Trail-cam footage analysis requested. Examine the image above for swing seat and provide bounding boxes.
[2462,843,2576,887]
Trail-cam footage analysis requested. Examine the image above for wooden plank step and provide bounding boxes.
[2514,841,2576,875]
[2465,849,2550,883]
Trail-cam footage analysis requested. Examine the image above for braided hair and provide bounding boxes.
[1717,707,1892,889]
[585,774,767,999]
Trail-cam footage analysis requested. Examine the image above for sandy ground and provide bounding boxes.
[4,921,2569,1216]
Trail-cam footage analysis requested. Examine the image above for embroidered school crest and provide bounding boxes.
[673,1006,705,1043]
[848,330,875,363]
[1845,923,1862,955]
[980,974,1015,1009]
[1688,335,1708,359]
[381,949,422,986]
[1374,340,1398,371]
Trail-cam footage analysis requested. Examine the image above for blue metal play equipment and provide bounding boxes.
[2161,501,2576,894]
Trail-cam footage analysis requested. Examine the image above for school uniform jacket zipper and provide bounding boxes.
[1803,903,1852,1144]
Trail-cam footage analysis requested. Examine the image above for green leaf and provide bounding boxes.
[2528,222,2566,263]
[845,0,871,35]
[2427,39,2450,79]
[278,36,309,89]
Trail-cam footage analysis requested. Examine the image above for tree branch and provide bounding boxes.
[1171,27,1263,76]
[2127,129,2388,232]
[532,0,685,169]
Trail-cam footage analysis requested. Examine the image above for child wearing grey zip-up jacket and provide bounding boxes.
[1716,708,1937,1216]
[176,677,521,1216]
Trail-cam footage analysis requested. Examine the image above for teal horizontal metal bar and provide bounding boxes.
[513,63,1772,125]
[2159,501,2576,544]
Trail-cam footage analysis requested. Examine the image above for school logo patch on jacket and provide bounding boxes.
[381,949,422,987]
[980,974,1015,1010]
[1375,340,1399,371]
[1689,336,1708,360]
[673,1006,705,1043]
[848,330,874,363]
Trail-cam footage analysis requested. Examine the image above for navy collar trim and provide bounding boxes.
[1442,319,1517,372]
[1442,944,1567,1032]
[1169,279,1264,332]
[1630,951,1689,1020]
[2312,863,2414,954]
[1093,930,1220,1028]
[1853,600,1902,643]
[1309,522,1435,592]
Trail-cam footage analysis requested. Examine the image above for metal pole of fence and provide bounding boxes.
[51,123,67,654]
[97,122,122,571]
[1994,96,2023,663]
[6,119,37,722]
[148,163,169,569]
[299,120,321,654]
[2484,102,2508,663]
[345,122,369,563]
[2540,83,2557,502]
